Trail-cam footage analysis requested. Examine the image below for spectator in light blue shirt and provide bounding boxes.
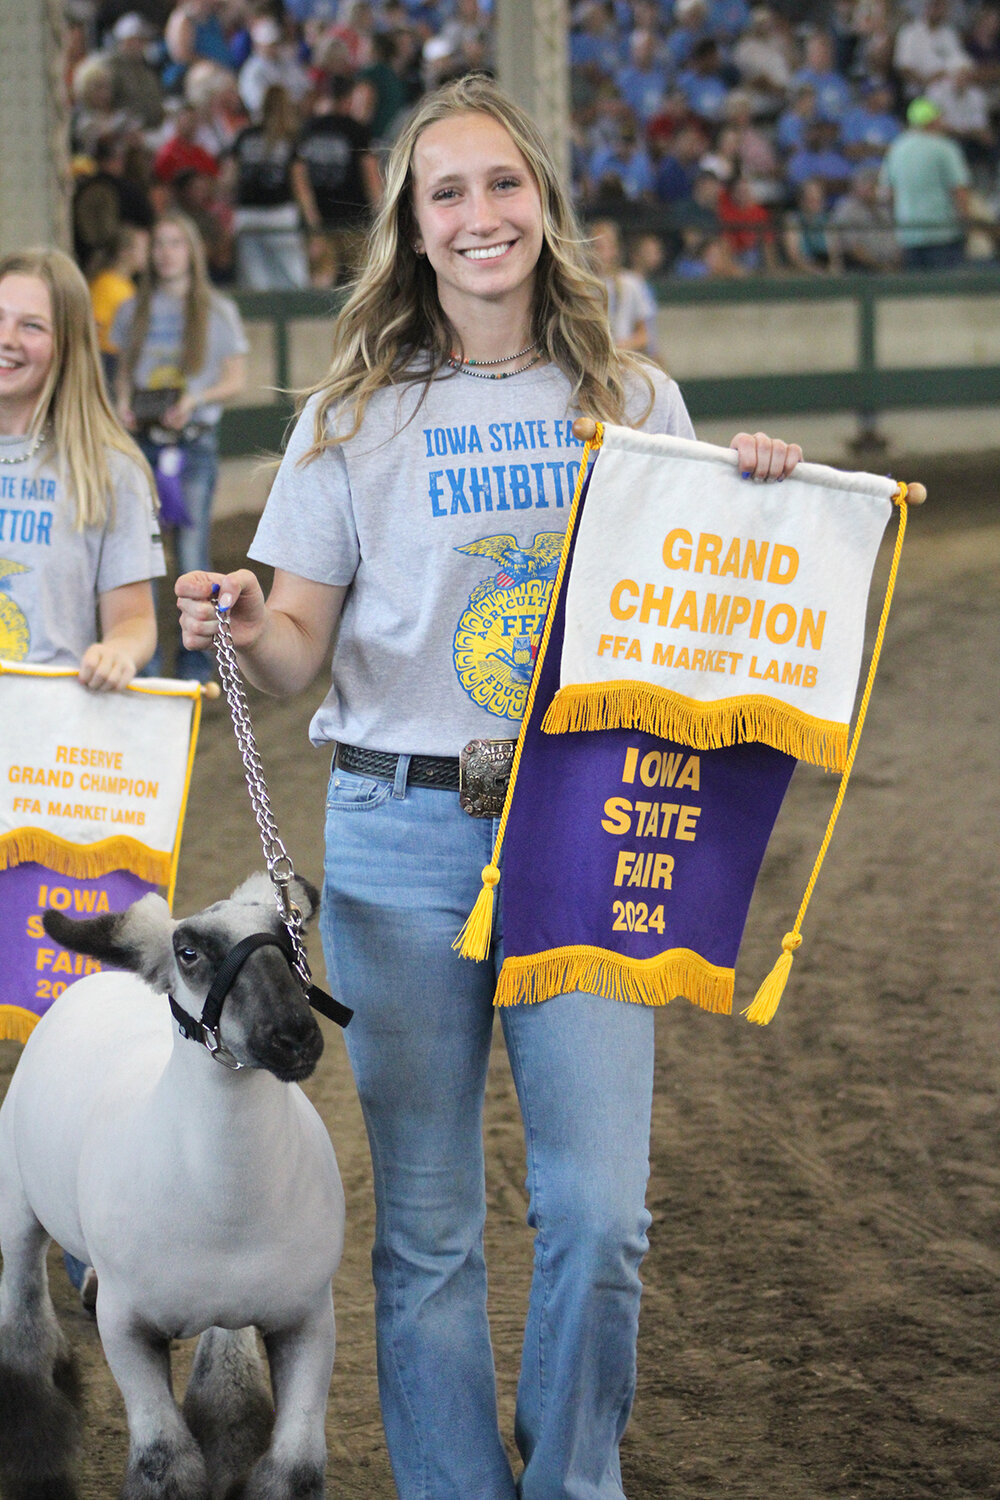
[666,0,711,69]
[587,122,656,201]
[707,0,750,41]
[880,95,972,268]
[677,37,734,123]
[571,1,627,81]
[786,119,853,196]
[841,81,903,163]
[616,31,672,123]
[776,83,818,154]
[791,31,852,122]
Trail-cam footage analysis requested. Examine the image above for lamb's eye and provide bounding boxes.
[177,946,199,966]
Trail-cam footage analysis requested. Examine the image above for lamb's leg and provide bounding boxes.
[182,1327,274,1499]
[97,1298,209,1500]
[243,1292,335,1500]
[0,1175,81,1500]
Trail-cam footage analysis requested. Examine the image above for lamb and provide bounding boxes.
[0,873,345,1500]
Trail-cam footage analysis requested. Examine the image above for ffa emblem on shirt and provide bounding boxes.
[0,559,30,660]
[452,532,563,721]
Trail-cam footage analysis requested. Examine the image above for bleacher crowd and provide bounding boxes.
[67,0,1000,299]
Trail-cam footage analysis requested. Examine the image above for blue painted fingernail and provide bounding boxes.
[210,583,220,599]
[741,470,752,479]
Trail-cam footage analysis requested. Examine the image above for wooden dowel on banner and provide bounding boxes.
[201,681,221,699]
[571,416,927,506]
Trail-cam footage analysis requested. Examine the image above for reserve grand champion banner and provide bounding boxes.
[0,664,203,1040]
[541,427,897,773]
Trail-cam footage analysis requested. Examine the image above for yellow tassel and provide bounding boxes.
[452,863,501,960]
[743,931,802,1025]
[0,1005,40,1044]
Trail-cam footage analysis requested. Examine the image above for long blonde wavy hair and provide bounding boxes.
[122,211,214,383]
[300,73,655,463]
[0,248,154,529]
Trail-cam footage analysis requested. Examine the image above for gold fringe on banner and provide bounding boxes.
[494,946,734,1013]
[541,684,848,772]
[0,830,172,886]
[0,1005,41,1043]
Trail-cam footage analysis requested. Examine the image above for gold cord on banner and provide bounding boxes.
[744,484,912,1024]
[453,423,606,961]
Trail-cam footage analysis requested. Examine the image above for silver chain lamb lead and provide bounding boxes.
[212,596,314,992]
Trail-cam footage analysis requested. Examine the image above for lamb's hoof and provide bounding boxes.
[243,1457,325,1499]
[120,1436,209,1499]
[79,1268,98,1316]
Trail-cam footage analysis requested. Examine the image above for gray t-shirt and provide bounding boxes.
[0,437,165,667]
[250,361,694,756]
[111,290,249,426]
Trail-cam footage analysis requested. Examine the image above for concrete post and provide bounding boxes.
[494,0,570,187]
[0,0,71,255]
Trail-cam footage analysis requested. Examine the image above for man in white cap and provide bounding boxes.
[108,13,165,130]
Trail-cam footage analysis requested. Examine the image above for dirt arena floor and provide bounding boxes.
[1,450,997,1499]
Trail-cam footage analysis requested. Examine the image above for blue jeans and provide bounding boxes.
[903,239,966,271]
[321,760,655,1500]
[64,1251,88,1288]
[235,218,309,290]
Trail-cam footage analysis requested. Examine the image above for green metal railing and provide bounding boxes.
[219,268,1000,457]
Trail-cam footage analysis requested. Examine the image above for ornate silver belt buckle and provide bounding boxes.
[459,738,516,818]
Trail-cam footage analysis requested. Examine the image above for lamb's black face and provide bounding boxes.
[172,916,325,1081]
[236,958,325,1081]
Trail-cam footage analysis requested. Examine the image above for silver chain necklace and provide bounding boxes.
[448,352,543,381]
[0,427,48,465]
[451,340,539,368]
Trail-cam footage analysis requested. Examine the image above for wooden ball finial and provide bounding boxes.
[572,418,599,442]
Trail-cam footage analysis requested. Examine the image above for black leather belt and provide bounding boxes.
[335,742,461,791]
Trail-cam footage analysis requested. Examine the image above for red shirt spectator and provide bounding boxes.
[154,104,221,185]
[718,177,779,270]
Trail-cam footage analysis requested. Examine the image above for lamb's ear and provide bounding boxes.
[228,872,319,927]
[43,894,175,989]
[229,872,273,908]
[289,877,319,927]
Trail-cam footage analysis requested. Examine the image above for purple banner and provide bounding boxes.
[498,467,797,1009]
[0,862,156,1037]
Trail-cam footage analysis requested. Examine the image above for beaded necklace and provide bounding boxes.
[447,351,542,381]
[0,427,48,465]
[451,340,539,369]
